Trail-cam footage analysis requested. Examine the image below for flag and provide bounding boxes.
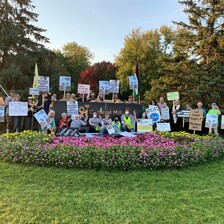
[33,63,39,88]
[133,60,140,96]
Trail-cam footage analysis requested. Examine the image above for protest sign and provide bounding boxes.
[56,127,79,137]
[106,126,116,135]
[161,107,170,120]
[189,109,203,131]
[167,92,179,101]
[0,106,5,122]
[67,101,78,116]
[78,84,90,94]
[146,106,161,123]
[34,109,51,129]
[29,88,39,96]
[137,119,153,133]
[205,114,218,128]
[156,123,171,132]
[129,76,137,90]
[99,81,110,94]
[221,115,224,129]
[176,110,190,118]
[38,76,50,92]
[109,80,120,94]
[9,102,28,116]
[59,76,71,91]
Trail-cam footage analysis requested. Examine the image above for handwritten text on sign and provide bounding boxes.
[189,109,203,131]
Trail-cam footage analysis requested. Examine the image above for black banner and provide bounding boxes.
[56,127,80,137]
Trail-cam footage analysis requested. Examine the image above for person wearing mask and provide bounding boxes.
[4,90,16,133]
[86,90,97,102]
[207,103,221,135]
[13,94,24,132]
[111,116,121,133]
[121,108,135,132]
[157,97,167,109]
[170,99,182,132]
[196,101,207,135]
[88,111,102,133]
[25,97,36,130]
[42,110,56,134]
[58,113,69,128]
[133,111,147,122]
[70,114,87,132]
[100,114,112,137]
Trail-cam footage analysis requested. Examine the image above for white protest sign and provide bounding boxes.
[9,102,28,116]
[29,88,39,96]
[129,76,137,90]
[99,81,110,94]
[106,126,116,135]
[137,119,153,133]
[109,80,120,94]
[156,123,171,132]
[161,107,170,120]
[67,101,78,116]
[205,114,218,128]
[59,76,71,91]
[34,109,51,129]
[146,106,161,124]
[38,76,50,92]
[167,92,179,101]
[0,106,5,122]
[221,115,224,129]
[78,84,90,94]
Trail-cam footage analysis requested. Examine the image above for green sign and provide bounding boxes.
[167,92,179,101]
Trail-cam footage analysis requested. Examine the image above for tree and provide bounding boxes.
[79,61,117,94]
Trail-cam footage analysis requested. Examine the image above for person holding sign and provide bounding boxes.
[157,97,167,109]
[25,97,36,130]
[86,91,97,102]
[100,114,112,137]
[88,111,102,133]
[13,94,24,132]
[58,113,69,128]
[170,99,182,132]
[207,103,221,135]
[121,108,135,132]
[112,117,121,133]
[196,102,207,135]
[37,92,52,114]
[42,110,56,134]
[0,96,4,106]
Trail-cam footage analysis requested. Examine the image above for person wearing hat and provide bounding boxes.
[207,103,221,135]
[25,96,36,130]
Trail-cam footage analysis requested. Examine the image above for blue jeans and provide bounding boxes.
[121,125,134,132]
[13,116,24,132]
[100,127,108,137]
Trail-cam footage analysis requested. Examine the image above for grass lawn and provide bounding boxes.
[0,160,224,224]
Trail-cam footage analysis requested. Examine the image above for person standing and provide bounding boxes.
[121,108,135,132]
[13,94,24,132]
[157,97,167,109]
[207,103,221,135]
[196,102,207,135]
[25,97,36,130]
[0,96,4,106]
[170,99,182,132]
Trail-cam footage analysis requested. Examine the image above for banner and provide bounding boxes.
[29,87,39,96]
[67,101,78,116]
[161,107,170,120]
[176,110,190,118]
[221,115,224,129]
[78,84,90,94]
[9,102,28,116]
[189,109,203,131]
[56,127,79,137]
[99,81,110,94]
[0,106,5,122]
[205,114,218,128]
[156,123,171,132]
[129,76,138,90]
[109,80,119,94]
[59,76,71,91]
[167,92,179,101]
[38,76,50,92]
[137,119,153,133]
[146,106,161,123]
[34,109,51,129]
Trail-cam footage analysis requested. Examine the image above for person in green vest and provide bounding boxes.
[207,103,221,135]
[111,116,121,133]
[121,108,135,132]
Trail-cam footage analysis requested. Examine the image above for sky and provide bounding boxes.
[32,0,187,63]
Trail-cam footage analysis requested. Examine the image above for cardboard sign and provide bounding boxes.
[189,109,203,131]
[221,115,224,129]
[0,106,5,122]
[78,84,90,94]
[9,102,28,116]
[38,76,50,92]
[167,92,179,101]
[34,109,51,129]
[156,123,171,132]
[59,76,71,91]
[56,127,79,137]
[205,114,218,128]
[129,76,138,90]
[29,88,39,96]
[161,107,170,120]
[146,106,161,123]
[99,81,110,94]
[109,80,120,94]
[137,119,153,133]
[67,101,78,116]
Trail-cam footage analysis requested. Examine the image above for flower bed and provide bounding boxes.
[0,131,224,170]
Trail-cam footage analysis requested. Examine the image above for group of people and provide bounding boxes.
[0,89,222,136]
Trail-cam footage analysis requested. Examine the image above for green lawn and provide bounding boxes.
[0,160,224,224]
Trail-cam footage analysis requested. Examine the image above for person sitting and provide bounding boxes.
[96,91,112,103]
[134,111,147,122]
[111,116,121,133]
[88,111,102,133]
[100,114,112,137]
[86,90,97,102]
[42,110,56,134]
[70,114,87,132]
[58,113,69,128]
[121,108,135,132]
[126,95,133,104]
